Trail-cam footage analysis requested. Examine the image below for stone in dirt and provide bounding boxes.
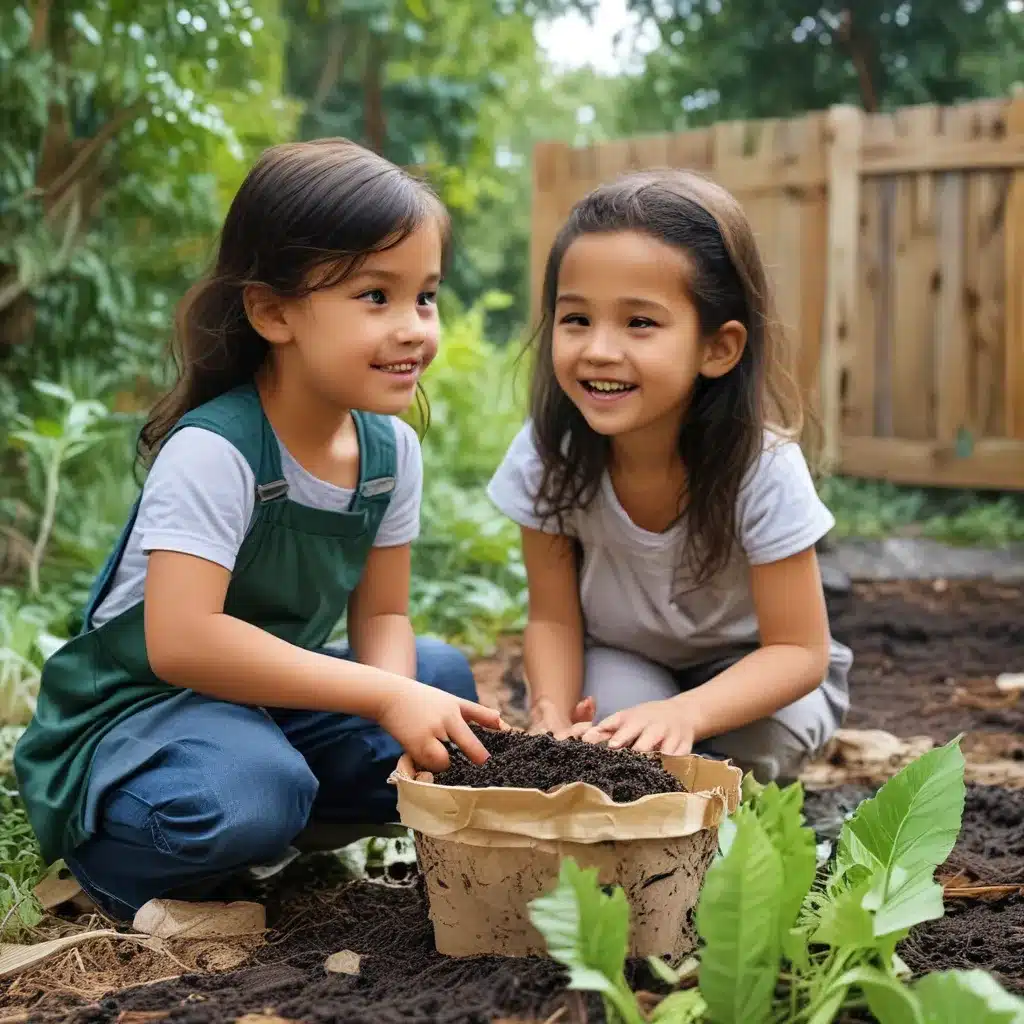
[432,724,686,803]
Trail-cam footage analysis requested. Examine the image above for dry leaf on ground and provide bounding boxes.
[324,949,361,975]
[132,900,265,939]
[801,728,935,788]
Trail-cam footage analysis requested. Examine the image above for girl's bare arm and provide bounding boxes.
[520,526,586,729]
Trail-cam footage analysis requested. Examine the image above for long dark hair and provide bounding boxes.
[529,168,806,586]
[139,138,449,464]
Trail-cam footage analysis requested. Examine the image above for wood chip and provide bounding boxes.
[132,900,265,940]
[324,949,361,975]
[996,672,1024,693]
[115,1012,170,1023]
[233,1016,301,1024]
[33,872,85,911]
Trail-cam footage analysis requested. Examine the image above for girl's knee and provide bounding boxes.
[128,753,318,868]
[415,637,478,703]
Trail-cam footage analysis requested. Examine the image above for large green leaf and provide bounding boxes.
[836,739,965,935]
[696,807,784,1024]
[915,970,1024,1023]
[528,858,644,1024]
[750,782,817,940]
[810,878,876,949]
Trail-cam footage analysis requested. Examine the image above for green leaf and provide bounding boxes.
[740,772,765,805]
[835,739,965,935]
[916,970,1024,1023]
[650,989,707,1023]
[838,967,924,1024]
[810,878,876,948]
[528,859,643,1024]
[30,380,75,404]
[749,782,817,939]
[696,808,784,1024]
[647,955,683,986]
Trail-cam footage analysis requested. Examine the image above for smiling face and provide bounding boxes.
[247,217,443,415]
[552,230,715,441]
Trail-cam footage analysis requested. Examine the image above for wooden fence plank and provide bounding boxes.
[934,106,971,447]
[964,101,1009,438]
[841,437,1024,489]
[821,105,864,469]
[530,141,570,326]
[1006,97,1024,439]
[797,113,829,400]
[890,104,941,441]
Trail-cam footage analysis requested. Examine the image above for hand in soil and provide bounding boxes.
[582,698,697,755]
[527,695,595,739]
[378,681,503,771]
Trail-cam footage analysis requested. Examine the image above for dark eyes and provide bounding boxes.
[559,313,658,329]
[357,290,437,306]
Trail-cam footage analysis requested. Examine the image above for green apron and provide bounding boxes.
[14,382,396,866]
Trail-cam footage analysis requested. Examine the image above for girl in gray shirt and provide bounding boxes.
[488,169,851,784]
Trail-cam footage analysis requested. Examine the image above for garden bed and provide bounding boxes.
[3,579,1023,1022]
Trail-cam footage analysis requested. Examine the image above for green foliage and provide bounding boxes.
[528,742,1024,1024]
[528,858,646,1024]
[820,477,1024,548]
[621,0,1024,132]
[0,785,47,940]
[406,296,528,650]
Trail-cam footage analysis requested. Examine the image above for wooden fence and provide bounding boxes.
[530,98,1024,490]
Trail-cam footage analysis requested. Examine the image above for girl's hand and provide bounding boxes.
[581,699,696,755]
[378,682,504,772]
[528,696,596,739]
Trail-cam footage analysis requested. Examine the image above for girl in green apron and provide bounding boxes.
[15,138,502,921]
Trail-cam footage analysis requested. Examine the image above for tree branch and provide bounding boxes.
[363,32,386,153]
[30,0,51,50]
[42,101,145,205]
[313,23,346,110]
[837,8,878,112]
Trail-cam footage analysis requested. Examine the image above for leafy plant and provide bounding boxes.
[528,740,1024,1023]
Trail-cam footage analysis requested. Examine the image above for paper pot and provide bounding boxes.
[388,751,742,959]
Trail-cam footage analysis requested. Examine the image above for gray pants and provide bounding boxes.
[583,646,844,784]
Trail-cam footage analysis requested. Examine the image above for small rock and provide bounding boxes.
[325,949,362,975]
[995,673,1024,693]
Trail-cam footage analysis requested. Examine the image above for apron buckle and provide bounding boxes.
[256,479,289,503]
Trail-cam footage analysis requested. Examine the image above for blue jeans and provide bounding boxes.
[67,638,476,921]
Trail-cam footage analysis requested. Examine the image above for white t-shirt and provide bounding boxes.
[487,422,852,689]
[91,418,422,627]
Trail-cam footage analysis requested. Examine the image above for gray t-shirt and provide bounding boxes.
[487,422,852,689]
[91,418,422,627]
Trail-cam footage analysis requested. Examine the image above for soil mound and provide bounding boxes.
[433,725,686,803]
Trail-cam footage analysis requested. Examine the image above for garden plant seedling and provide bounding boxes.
[528,738,1024,1024]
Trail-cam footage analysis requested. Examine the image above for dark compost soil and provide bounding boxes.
[433,724,685,802]
[829,581,1024,758]
[27,874,635,1024]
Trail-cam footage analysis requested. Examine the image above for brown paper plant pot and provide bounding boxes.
[388,752,742,959]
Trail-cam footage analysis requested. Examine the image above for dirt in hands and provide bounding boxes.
[432,724,686,803]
